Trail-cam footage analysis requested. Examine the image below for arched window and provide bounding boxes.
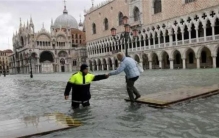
[104,18,109,30]
[118,12,123,25]
[154,0,162,14]
[92,23,96,34]
[133,7,140,21]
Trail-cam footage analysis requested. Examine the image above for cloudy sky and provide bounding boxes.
[0,0,104,50]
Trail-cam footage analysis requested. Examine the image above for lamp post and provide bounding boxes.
[26,49,33,78]
[110,16,139,57]
[3,61,6,77]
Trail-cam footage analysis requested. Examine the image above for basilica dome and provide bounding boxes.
[54,7,78,29]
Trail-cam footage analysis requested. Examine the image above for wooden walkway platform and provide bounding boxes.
[0,112,81,138]
[125,84,219,108]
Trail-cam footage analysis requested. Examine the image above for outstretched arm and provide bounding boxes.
[108,62,125,76]
[93,74,108,81]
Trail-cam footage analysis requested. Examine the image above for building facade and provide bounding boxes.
[84,0,219,70]
[0,50,13,74]
[9,4,86,74]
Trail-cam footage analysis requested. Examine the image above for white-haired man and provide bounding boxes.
[107,52,141,102]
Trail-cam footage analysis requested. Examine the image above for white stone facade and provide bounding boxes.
[85,0,219,71]
[9,5,86,74]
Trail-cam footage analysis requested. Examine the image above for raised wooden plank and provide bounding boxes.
[125,84,219,108]
[0,112,81,138]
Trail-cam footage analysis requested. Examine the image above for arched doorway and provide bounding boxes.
[93,60,97,71]
[186,48,196,69]
[102,59,107,70]
[134,55,140,63]
[142,54,149,70]
[97,59,101,71]
[60,58,65,72]
[200,47,212,68]
[152,53,159,69]
[108,58,113,70]
[161,51,169,69]
[173,50,182,69]
[40,51,54,73]
[115,58,118,69]
[89,60,92,71]
[217,48,219,68]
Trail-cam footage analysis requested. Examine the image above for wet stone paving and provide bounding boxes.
[1,69,219,138]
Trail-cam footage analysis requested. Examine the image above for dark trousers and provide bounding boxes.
[126,76,141,102]
[72,101,90,109]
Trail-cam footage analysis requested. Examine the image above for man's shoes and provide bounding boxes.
[135,95,141,100]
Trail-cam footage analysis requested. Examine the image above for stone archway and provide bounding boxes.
[108,58,113,70]
[102,58,107,70]
[161,51,169,69]
[152,53,159,69]
[173,50,182,69]
[97,59,102,71]
[115,58,118,69]
[93,60,97,71]
[89,60,93,70]
[200,47,212,68]
[40,51,54,63]
[142,53,149,70]
[185,48,196,69]
[39,51,54,73]
[134,54,140,63]
[60,58,65,72]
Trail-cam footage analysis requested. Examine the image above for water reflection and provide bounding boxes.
[0,69,219,138]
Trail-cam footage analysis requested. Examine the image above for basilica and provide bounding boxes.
[9,4,86,74]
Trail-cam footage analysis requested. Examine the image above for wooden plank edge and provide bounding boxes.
[17,126,78,138]
[124,89,219,108]
[163,89,219,106]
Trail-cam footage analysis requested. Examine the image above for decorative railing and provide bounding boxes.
[89,34,219,58]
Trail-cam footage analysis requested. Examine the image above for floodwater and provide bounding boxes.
[0,69,219,138]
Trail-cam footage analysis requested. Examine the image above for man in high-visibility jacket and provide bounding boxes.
[64,64,108,109]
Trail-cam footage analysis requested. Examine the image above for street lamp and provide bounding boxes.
[2,61,6,77]
[110,16,138,57]
[26,49,33,78]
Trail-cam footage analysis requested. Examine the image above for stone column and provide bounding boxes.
[92,65,95,71]
[149,61,152,70]
[102,64,104,71]
[189,30,191,44]
[38,65,40,73]
[175,33,178,45]
[158,35,161,48]
[170,59,174,69]
[212,25,215,40]
[107,64,109,70]
[112,64,115,70]
[182,58,186,69]
[212,56,216,68]
[159,60,163,69]
[97,65,99,71]
[69,63,72,72]
[196,58,200,69]
[163,35,166,47]
[181,31,185,45]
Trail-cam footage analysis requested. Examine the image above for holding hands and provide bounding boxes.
[105,73,110,78]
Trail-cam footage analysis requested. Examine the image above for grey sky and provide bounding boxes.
[0,0,104,50]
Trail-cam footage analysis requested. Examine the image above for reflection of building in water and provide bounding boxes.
[23,116,40,127]
[9,2,86,74]
[85,0,219,70]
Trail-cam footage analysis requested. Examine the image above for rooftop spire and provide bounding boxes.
[63,0,68,14]
[92,0,94,7]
